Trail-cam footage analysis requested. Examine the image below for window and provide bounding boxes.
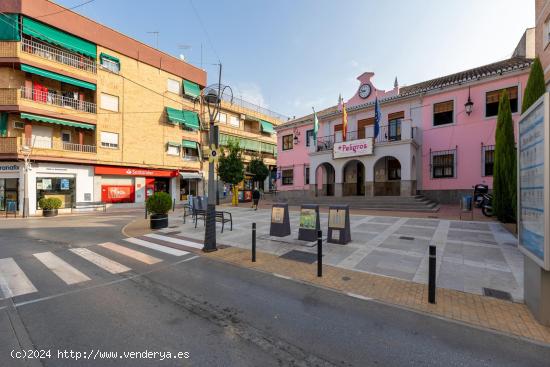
[306,130,314,146]
[482,145,495,176]
[282,169,293,185]
[388,111,403,141]
[100,93,119,112]
[100,131,119,148]
[431,149,456,178]
[229,115,240,127]
[545,19,550,48]
[433,101,454,126]
[100,54,120,74]
[166,144,180,156]
[485,86,518,117]
[36,177,75,209]
[167,79,180,94]
[282,134,293,150]
[218,113,227,124]
[388,159,401,180]
[61,130,71,143]
[304,166,310,185]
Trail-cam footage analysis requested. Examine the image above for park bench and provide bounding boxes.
[71,201,106,213]
[194,209,233,233]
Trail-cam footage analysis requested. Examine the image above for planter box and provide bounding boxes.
[43,209,58,217]
[150,214,168,229]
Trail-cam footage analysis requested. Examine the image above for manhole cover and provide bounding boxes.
[399,236,415,241]
[483,288,512,301]
[342,276,351,281]
[280,250,317,264]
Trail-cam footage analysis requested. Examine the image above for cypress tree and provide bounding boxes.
[522,57,546,113]
[493,89,516,222]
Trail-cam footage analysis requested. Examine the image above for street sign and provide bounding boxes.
[208,144,219,163]
[518,92,550,271]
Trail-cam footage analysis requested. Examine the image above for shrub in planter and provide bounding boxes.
[39,197,62,217]
[146,192,172,229]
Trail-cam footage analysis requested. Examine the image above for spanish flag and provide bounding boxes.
[342,102,348,141]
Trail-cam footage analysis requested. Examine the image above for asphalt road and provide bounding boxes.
[0,212,549,366]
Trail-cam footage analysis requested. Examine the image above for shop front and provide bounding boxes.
[94,165,179,206]
[179,171,202,201]
[0,163,23,215]
[238,173,254,202]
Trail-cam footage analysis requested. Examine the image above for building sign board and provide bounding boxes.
[518,92,550,271]
[333,138,373,159]
[0,164,19,172]
[95,166,178,177]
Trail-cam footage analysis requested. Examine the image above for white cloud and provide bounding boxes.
[233,82,268,108]
[350,60,359,68]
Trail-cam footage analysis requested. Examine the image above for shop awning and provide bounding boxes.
[183,80,200,99]
[182,140,198,149]
[22,16,97,58]
[21,64,96,90]
[165,107,200,130]
[0,14,20,41]
[260,120,274,134]
[180,172,202,180]
[20,113,95,130]
[167,141,181,146]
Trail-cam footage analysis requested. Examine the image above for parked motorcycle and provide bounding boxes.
[480,193,493,217]
[473,184,489,208]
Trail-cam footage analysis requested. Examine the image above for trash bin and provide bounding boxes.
[461,195,472,211]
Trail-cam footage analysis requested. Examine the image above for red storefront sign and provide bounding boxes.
[95,166,178,177]
[101,185,135,203]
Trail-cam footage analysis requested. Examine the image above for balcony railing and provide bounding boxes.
[183,155,200,162]
[21,37,97,74]
[220,91,289,122]
[26,138,97,153]
[20,86,96,113]
[0,137,18,154]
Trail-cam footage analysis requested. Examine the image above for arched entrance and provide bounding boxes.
[315,162,335,196]
[373,156,401,196]
[343,160,365,196]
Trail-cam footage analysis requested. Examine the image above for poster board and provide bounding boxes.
[298,204,320,242]
[518,92,550,271]
[328,205,351,244]
[270,204,290,237]
[5,199,17,217]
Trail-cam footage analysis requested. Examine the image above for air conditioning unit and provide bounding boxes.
[240,114,246,120]
[13,121,24,130]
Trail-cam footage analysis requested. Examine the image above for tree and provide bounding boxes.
[248,157,269,189]
[522,57,546,113]
[493,89,516,222]
[217,140,244,206]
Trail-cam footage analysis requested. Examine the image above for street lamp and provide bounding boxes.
[21,141,32,218]
[201,65,233,252]
[464,86,474,116]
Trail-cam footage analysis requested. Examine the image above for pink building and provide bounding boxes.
[276,32,533,204]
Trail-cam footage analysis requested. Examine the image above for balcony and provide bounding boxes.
[19,86,96,114]
[21,37,97,74]
[0,137,97,159]
[27,138,97,154]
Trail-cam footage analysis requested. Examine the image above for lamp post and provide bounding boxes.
[21,141,32,218]
[465,86,474,116]
[201,65,233,252]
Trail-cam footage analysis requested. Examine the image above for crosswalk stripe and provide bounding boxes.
[0,258,37,298]
[124,238,189,257]
[98,242,162,265]
[33,252,91,285]
[144,234,203,249]
[69,248,131,274]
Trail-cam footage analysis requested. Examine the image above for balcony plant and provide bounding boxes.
[38,197,62,217]
[146,192,172,229]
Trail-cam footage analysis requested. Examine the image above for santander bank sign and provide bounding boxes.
[333,138,374,159]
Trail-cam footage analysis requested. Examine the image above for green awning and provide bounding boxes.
[0,113,8,137]
[183,80,200,98]
[167,141,181,147]
[21,64,96,90]
[100,53,120,63]
[260,120,274,134]
[165,107,200,130]
[182,140,198,149]
[22,16,96,58]
[0,14,20,41]
[20,113,95,130]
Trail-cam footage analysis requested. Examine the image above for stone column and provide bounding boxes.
[524,256,550,326]
[365,181,374,197]
[334,183,343,197]
[400,180,413,196]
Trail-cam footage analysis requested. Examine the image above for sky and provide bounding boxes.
[56,0,535,118]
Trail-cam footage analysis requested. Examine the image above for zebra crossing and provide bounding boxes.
[0,233,200,301]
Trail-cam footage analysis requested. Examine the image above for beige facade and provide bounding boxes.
[536,0,550,84]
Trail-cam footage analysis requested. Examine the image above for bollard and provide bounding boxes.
[172,198,176,212]
[428,245,436,304]
[252,223,256,262]
[317,230,322,277]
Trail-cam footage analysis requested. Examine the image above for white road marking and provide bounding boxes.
[33,252,91,285]
[144,233,202,249]
[273,273,292,280]
[347,292,374,301]
[69,248,131,274]
[98,242,162,265]
[0,258,37,298]
[124,238,189,257]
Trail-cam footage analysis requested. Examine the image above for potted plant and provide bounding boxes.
[39,197,62,217]
[146,192,172,229]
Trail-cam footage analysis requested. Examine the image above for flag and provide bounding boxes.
[342,102,348,141]
[312,107,319,145]
[374,97,381,139]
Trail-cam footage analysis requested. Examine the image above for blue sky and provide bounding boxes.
[57,0,534,118]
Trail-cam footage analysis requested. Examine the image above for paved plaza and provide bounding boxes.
[174,206,524,301]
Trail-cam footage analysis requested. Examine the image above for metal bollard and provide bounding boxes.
[317,230,322,277]
[172,198,176,212]
[428,245,436,304]
[252,223,256,262]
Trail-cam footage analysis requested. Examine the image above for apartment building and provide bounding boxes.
[0,0,205,215]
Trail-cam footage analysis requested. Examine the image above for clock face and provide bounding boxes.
[358,83,372,99]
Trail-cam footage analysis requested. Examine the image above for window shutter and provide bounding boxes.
[434,101,453,113]
[388,111,404,120]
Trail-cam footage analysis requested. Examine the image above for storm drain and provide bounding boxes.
[280,250,317,264]
[399,236,415,241]
[483,287,512,301]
